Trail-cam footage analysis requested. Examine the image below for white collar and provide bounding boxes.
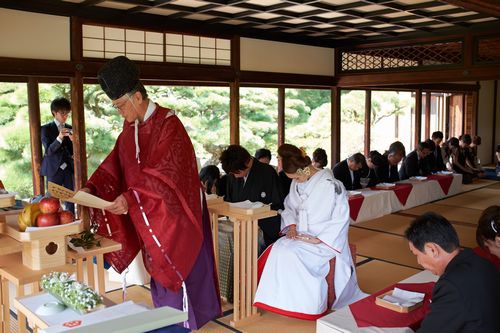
[143,100,156,122]
[54,119,64,128]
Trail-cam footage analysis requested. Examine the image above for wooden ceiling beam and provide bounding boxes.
[442,0,500,18]
[335,65,500,87]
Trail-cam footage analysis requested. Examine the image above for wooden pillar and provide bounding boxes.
[461,93,466,135]
[27,77,44,196]
[277,87,285,146]
[414,89,422,147]
[425,91,431,139]
[364,90,371,156]
[331,87,341,167]
[472,90,478,136]
[492,80,498,163]
[230,80,240,145]
[445,94,450,139]
[70,73,87,191]
[230,36,240,145]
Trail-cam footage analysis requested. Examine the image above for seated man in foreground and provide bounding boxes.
[405,212,499,332]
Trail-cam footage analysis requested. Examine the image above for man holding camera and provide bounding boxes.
[40,97,74,213]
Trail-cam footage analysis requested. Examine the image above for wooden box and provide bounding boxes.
[5,214,83,270]
[206,194,224,207]
[375,290,423,313]
[228,203,271,215]
[0,193,15,208]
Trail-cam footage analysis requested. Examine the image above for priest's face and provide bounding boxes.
[112,93,139,122]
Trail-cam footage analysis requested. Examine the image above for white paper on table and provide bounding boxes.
[41,301,149,333]
[25,220,81,232]
[382,288,425,307]
[348,190,362,196]
[377,183,396,188]
[228,200,264,209]
[410,176,427,181]
[435,171,453,175]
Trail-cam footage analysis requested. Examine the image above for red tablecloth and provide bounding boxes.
[371,183,413,205]
[427,175,454,195]
[348,194,365,221]
[349,282,435,330]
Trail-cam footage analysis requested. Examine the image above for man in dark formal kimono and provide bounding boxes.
[405,213,499,333]
[40,97,75,212]
[220,145,284,248]
[428,131,446,172]
[399,141,432,180]
[375,141,405,183]
[333,153,365,190]
[83,56,220,332]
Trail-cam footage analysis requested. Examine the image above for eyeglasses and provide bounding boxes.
[112,94,131,111]
[56,110,70,116]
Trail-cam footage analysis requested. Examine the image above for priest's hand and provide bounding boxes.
[105,194,128,215]
[286,225,297,239]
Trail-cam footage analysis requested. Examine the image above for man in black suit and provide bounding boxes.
[375,141,405,183]
[405,213,499,333]
[40,97,74,212]
[333,153,365,190]
[220,145,284,248]
[399,141,432,180]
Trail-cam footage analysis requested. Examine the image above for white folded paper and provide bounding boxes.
[436,171,453,175]
[410,176,427,181]
[382,288,425,307]
[348,191,362,196]
[229,200,264,209]
[377,183,396,188]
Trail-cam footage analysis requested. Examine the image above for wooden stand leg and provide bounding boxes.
[96,254,105,295]
[1,278,9,333]
[232,220,240,325]
[211,213,219,273]
[17,285,26,333]
[76,258,84,283]
[252,219,259,315]
[86,257,95,289]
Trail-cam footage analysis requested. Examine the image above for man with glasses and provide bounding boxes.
[82,56,220,331]
[40,97,74,213]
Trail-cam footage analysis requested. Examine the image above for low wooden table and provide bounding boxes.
[67,238,122,295]
[13,292,187,333]
[208,203,277,328]
[0,252,75,333]
[13,292,116,331]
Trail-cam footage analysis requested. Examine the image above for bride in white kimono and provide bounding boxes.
[254,144,364,320]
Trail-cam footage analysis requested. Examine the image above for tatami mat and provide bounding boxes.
[461,179,498,191]
[487,182,500,190]
[437,189,500,210]
[106,284,154,308]
[400,203,482,225]
[355,214,477,248]
[217,309,315,333]
[356,260,421,294]
[348,227,419,269]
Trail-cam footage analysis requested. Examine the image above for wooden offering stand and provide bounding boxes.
[4,215,83,270]
[208,202,276,328]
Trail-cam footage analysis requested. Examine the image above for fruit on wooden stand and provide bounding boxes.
[37,213,60,227]
[59,210,75,224]
[39,197,61,214]
[17,203,41,231]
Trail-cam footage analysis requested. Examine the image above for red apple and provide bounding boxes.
[59,210,75,224]
[39,197,61,214]
[37,213,60,227]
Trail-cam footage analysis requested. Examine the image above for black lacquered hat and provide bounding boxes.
[97,56,142,100]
